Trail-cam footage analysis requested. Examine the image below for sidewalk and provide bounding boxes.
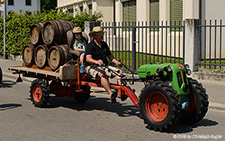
[1,58,225,111]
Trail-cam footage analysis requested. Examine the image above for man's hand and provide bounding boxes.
[95,60,104,66]
[115,61,121,66]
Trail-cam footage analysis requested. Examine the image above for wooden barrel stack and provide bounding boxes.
[22,20,75,70]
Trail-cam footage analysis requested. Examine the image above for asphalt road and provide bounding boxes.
[0,77,224,141]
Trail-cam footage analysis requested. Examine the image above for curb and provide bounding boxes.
[192,72,225,83]
[2,70,225,111]
[209,102,225,111]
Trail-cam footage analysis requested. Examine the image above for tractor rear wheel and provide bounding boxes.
[74,86,91,103]
[30,79,50,107]
[139,81,181,131]
[180,78,209,124]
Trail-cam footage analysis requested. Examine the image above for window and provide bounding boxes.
[149,0,159,24]
[80,6,83,12]
[8,0,14,5]
[170,0,183,25]
[68,8,73,16]
[123,0,136,23]
[89,5,92,15]
[26,0,31,6]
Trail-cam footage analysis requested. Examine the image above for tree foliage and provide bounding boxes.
[0,10,103,55]
[41,0,57,12]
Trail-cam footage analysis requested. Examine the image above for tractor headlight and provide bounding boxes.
[186,69,191,75]
[156,68,163,74]
[163,66,172,73]
[184,64,190,69]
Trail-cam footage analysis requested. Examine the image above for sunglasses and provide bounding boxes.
[95,33,104,36]
[74,33,81,36]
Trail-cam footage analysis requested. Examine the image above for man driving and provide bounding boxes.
[84,26,122,103]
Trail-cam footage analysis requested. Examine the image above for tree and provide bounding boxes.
[41,0,57,12]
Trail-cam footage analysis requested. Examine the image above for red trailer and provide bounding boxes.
[9,62,139,107]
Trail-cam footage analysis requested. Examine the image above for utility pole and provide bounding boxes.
[3,0,6,59]
[0,0,6,59]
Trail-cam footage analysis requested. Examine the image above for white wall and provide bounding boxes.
[0,3,4,15]
[0,0,40,15]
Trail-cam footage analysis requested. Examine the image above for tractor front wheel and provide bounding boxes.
[139,81,181,131]
[180,78,209,124]
[30,79,50,107]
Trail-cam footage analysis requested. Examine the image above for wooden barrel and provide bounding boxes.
[66,30,74,48]
[22,44,35,67]
[67,21,75,29]
[59,44,71,63]
[82,32,88,44]
[48,45,71,70]
[29,23,45,45]
[34,44,48,68]
[42,20,74,45]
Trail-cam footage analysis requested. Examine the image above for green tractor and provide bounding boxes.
[137,63,209,131]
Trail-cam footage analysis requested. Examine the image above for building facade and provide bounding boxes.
[57,0,225,24]
[0,0,40,16]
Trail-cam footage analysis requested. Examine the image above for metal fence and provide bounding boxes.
[101,21,185,71]
[196,20,225,70]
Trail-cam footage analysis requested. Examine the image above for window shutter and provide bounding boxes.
[123,0,136,23]
[123,2,128,22]
[149,0,159,24]
[128,0,136,22]
[89,5,92,15]
[170,0,183,24]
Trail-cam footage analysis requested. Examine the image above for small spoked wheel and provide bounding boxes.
[145,91,168,122]
[33,85,43,103]
[139,81,181,131]
[30,79,50,107]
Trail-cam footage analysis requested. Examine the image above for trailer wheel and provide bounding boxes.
[74,86,91,103]
[0,67,2,84]
[180,78,208,124]
[139,81,181,131]
[30,79,50,107]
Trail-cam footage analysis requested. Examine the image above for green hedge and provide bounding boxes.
[0,9,102,55]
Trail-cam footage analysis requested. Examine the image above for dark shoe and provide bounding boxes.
[110,91,118,104]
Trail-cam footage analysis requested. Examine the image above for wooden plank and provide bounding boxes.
[9,64,78,80]
[9,66,60,79]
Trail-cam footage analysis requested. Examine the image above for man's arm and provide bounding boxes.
[86,55,103,66]
[108,54,121,66]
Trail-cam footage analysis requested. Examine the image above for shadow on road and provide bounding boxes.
[27,95,218,133]
[46,95,140,117]
[168,119,218,133]
[0,80,17,88]
[0,103,22,111]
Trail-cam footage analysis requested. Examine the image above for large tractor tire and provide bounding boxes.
[30,79,50,107]
[74,86,91,103]
[0,67,2,84]
[139,81,181,131]
[180,78,209,124]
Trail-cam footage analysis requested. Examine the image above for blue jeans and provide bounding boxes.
[79,51,85,55]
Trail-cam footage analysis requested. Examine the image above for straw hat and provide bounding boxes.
[89,26,107,37]
[73,27,82,33]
